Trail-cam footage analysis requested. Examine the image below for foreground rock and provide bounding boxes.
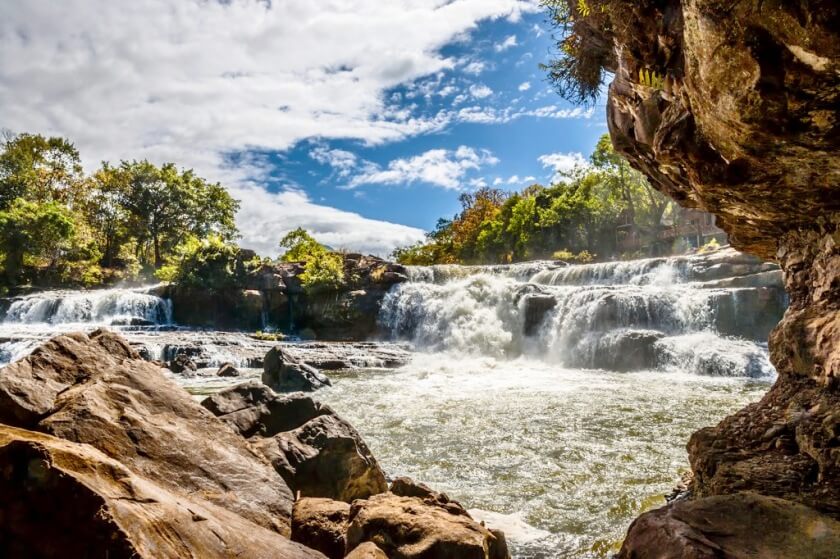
[263,346,332,392]
[555,0,840,552]
[203,381,387,502]
[0,330,295,533]
[0,424,325,559]
[618,493,840,559]
[292,480,510,559]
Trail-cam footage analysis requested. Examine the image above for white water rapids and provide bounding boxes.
[317,250,783,557]
[0,249,786,558]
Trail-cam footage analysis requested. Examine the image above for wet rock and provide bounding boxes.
[292,498,350,559]
[572,329,664,372]
[109,316,155,327]
[202,381,387,502]
[217,361,240,377]
[618,493,840,559]
[522,294,557,336]
[391,476,469,517]
[345,493,510,559]
[253,412,388,502]
[345,542,388,559]
[263,346,331,392]
[0,330,296,533]
[202,381,329,438]
[169,353,197,373]
[0,424,326,559]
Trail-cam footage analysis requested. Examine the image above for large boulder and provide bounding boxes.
[0,424,326,559]
[618,493,840,559]
[345,492,510,559]
[0,330,295,533]
[263,346,331,392]
[203,382,387,502]
[202,380,328,437]
[254,413,388,502]
[292,487,510,559]
[292,498,351,559]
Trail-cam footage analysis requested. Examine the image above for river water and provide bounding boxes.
[0,249,785,558]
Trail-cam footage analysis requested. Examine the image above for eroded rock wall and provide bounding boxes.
[552,0,840,536]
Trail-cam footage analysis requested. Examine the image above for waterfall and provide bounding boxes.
[2,285,172,327]
[379,249,785,378]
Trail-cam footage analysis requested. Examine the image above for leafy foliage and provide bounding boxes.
[540,0,614,106]
[393,135,677,265]
[278,228,345,293]
[638,68,664,89]
[300,251,345,294]
[279,228,327,262]
[155,235,258,289]
[0,131,240,287]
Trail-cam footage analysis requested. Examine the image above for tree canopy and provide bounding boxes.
[393,134,678,265]
[0,132,239,288]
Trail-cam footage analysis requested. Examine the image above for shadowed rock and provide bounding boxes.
[0,424,326,559]
[618,493,840,559]
[0,330,295,533]
[263,346,331,392]
[292,498,350,559]
[203,381,387,502]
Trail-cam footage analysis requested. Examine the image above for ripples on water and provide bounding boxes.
[318,356,770,558]
[0,251,783,558]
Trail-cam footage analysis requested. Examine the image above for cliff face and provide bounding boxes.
[552,0,840,550]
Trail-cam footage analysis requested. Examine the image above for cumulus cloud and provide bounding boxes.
[462,61,487,75]
[347,146,499,190]
[518,81,531,91]
[309,145,359,178]
[0,0,539,253]
[232,185,425,257]
[469,84,494,99]
[494,34,518,52]
[538,151,589,182]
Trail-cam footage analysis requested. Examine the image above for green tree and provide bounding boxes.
[279,228,327,262]
[156,235,259,289]
[0,198,75,285]
[0,132,83,209]
[115,160,239,269]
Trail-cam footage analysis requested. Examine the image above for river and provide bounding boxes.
[0,249,785,558]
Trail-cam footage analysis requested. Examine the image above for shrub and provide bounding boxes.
[300,251,345,294]
[155,235,254,289]
[279,228,326,262]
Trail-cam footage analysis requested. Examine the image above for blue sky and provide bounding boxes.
[265,13,607,231]
[0,0,607,256]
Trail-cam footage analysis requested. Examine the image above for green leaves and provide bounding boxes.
[0,131,241,287]
[638,68,665,90]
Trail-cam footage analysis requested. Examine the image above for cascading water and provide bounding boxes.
[2,286,173,326]
[379,249,783,378]
[0,285,174,365]
[313,249,786,558]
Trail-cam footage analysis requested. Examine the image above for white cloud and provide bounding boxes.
[462,61,487,75]
[506,175,521,184]
[469,84,494,99]
[494,34,518,52]
[309,145,358,178]
[538,151,589,182]
[233,185,425,258]
[518,81,531,91]
[0,0,539,253]
[348,146,499,190]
